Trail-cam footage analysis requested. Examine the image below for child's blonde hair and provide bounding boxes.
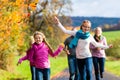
[27,36,34,48]
[33,31,54,53]
[29,36,34,45]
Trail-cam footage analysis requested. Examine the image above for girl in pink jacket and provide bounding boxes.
[28,31,64,80]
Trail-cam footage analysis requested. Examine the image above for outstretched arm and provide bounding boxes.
[49,44,64,57]
[90,35,112,49]
[54,16,76,35]
[17,55,27,66]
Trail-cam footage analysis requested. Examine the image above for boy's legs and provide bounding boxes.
[68,56,76,80]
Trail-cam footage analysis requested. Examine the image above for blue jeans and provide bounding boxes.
[36,68,50,80]
[92,57,105,80]
[30,66,36,80]
[68,55,80,80]
[77,57,92,80]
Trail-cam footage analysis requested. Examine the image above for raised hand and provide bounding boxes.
[54,16,60,25]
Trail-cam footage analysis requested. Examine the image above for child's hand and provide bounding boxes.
[17,62,20,66]
[66,50,70,55]
[17,59,22,66]
[96,47,101,50]
[59,43,65,48]
[63,48,70,55]
[54,16,60,25]
[109,44,113,48]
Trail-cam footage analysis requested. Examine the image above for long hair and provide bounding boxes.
[28,36,34,48]
[33,31,54,53]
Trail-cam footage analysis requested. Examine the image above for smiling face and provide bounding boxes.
[33,31,45,44]
[94,27,102,36]
[34,34,43,44]
[80,20,91,32]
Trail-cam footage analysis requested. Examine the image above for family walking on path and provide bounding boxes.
[54,16,113,80]
[17,16,114,80]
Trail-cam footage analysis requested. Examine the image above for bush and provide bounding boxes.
[106,39,120,58]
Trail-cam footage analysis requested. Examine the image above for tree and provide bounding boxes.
[26,0,73,48]
[0,0,72,71]
[0,0,29,71]
[26,0,72,35]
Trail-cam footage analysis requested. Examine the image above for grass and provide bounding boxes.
[0,56,68,80]
[1,56,120,80]
[50,56,68,77]
[101,31,120,77]
[103,30,120,42]
[105,59,120,77]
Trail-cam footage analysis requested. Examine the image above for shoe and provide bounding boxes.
[100,73,103,78]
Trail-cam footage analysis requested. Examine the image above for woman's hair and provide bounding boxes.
[94,27,102,32]
[94,27,103,42]
[80,20,91,29]
[33,31,54,53]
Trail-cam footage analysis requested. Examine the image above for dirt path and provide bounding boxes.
[51,68,120,80]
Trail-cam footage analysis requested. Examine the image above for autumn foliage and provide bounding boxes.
[0,0,32,71]
[0,0,72,71]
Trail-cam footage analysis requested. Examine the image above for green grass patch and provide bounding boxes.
[103,30,120,42]
[105,60,120,77]
[50,56,68,76]
[0,56,68,80]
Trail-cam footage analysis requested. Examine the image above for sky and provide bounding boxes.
[70,0,120,18]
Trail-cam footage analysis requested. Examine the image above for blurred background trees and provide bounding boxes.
[0,0,72,71]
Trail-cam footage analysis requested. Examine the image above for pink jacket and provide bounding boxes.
[29,42,63,69]
[18,48,35,66]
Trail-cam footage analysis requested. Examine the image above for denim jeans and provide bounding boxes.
[92,57,105,80]
[68,55,80,80]
[30,66,36,80]
[36,68,50,80]
[77,57,92,80]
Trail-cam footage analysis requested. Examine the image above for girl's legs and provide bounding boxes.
[36,68,43,80]
[35,68,50,80]
[68,56,75,80]
[85,57,93,80]
[74,58,80,80]
[77,59,86,80]
[43,68,50,80]
[30,66,36,80]
[93,57,100,80]
[99,58,105,78]
[68,56,79,80]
